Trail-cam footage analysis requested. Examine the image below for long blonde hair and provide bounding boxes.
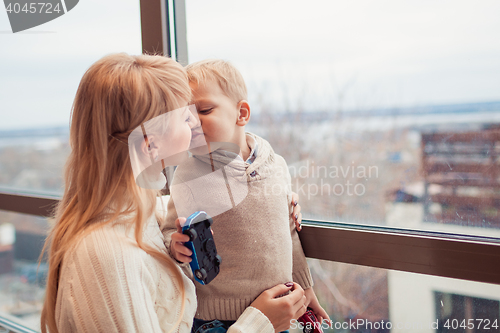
[40,53,191,333]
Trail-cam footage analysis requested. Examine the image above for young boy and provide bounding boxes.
[162,59,329,332]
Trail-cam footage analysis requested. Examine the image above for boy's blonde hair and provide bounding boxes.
[186,59,247,104]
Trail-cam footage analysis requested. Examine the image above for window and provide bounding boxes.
[184,0,500,331]
[0,1,142,330]
[0,0,142,194]
[185,0,500,238]
[0,210,48,331]
[435,292,500,333]
[289,259,500,333]
[1,0,500,331]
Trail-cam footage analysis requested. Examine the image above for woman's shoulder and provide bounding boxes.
[75,222,139,250]
[62,222,152,278]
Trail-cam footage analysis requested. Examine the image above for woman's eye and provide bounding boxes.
[199,108,213,114]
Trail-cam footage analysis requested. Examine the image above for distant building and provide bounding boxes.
[385,128,500,332]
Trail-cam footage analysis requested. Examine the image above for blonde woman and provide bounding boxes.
[40,53,306,333]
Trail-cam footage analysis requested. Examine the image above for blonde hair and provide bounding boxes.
[40,53,191,333]
[186,59,247,104]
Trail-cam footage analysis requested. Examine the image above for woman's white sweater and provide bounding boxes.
[55,214,274,332]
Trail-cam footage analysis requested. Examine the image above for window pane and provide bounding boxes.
[289,258,500,333]
[0,210,49,332]
[185,0,500,238]
[0,0,142,194]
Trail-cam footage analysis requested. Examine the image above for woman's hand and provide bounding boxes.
[250,282,307,332]
[291,192,303,231]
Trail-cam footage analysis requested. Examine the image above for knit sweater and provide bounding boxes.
[55,212,274,332]
[161,133,313,321]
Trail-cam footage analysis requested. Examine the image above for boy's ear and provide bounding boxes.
[236,100,251,127]
[140,135,159,161]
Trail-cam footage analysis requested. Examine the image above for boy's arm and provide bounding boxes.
[289,209,314,289]
[159,176,196,267]
[280,157,331,324]
[158,166,191,248]
[304,287,331,325]
[277,155,314,290]
[160,195,182,261]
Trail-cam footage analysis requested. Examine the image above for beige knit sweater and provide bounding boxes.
[55,211,274,332]
[162,133,313,321]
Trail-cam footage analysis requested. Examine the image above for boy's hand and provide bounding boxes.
[291,192,303,231]
[304,287,331,326]
[169,217,193,263]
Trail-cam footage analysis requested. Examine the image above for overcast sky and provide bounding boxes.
[1,0,499,130]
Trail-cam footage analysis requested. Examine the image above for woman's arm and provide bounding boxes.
[228,283,307,333]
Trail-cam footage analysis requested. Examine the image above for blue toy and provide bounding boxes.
[182,211,221,285]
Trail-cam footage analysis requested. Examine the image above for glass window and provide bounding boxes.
[289,259,500,333]
[0,0,142,194]
[0,209,49,331]
[0,2,142,329]
[185,0,500,238]
[435,292,500,333]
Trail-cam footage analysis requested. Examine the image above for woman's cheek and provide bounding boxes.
[183,123,193,150]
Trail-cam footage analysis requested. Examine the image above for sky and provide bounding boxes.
[186,0,500,114]
[1,0,500,130]
[0,0,143,130]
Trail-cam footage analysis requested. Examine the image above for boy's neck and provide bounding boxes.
[236,132,251,161]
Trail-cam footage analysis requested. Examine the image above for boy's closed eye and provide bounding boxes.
[194,100,216,114]
[198,108,213,115]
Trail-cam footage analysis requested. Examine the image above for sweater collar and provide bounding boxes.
[245,132,274,175]
[190,133,275,176]
[245,133,258,164]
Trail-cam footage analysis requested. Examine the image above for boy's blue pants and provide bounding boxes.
[192,318,290,333]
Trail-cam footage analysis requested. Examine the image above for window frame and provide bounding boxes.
[140,0,188,65]
[1,188,500,285]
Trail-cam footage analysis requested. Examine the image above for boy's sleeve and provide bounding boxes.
[160,194,194,276]
[280,156,314,290]
[159,172,195,270]
[290,216,314,289]
[160,195,181,260]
